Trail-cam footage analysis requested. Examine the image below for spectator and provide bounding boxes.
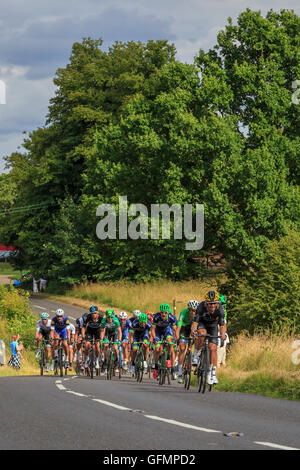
[0,339,5,366]
[217,330,230,367]
[33,278,39,293]
[39,278,47,291]
[7,334,22,369]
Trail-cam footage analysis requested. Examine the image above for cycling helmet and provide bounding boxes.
[119,311,128,319]
[56,308,64,316]
[40,312,49,319]
[160,303,171,313]
[105,309,115,318]
[89,305,98,312]
[138,313,148,323]
[204,290,220,303]
[133,309,141,318]
[219,294,227,305]
[188,300,198,310]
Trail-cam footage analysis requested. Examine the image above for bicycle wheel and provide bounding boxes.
[136,351,144,383]
[147,350,153,379]
[58,348,64,377]
[40,347,45,376]
[183,350,192,390]
[197,347,209,394]
[90,348,95,379]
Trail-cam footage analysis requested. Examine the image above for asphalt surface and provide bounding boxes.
[0,295,299,451]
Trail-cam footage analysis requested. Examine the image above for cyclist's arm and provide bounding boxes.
[191,321,198,336]
[117,326,122,341]
[151,325,156,340]
[100,327,105,341]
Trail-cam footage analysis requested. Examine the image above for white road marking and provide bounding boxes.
[53,378,298,450]
[55,380,66,391]
[145,415,221,433]
[66,391,88,397]
[92,398,131,411]
[34,305,45,309]
[254,441,300,451]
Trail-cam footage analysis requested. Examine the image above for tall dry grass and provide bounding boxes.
[62,277,226,315]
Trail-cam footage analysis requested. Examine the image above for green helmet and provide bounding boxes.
[105,309,115,318]
[160,303,171,313]
[138,313,148,324]
[219,294,227,305]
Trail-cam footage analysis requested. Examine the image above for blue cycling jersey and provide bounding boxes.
[153,312,178,330]
[51,315,70,331]
[130,319,152,341]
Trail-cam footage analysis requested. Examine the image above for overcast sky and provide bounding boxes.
[0,0,299,173]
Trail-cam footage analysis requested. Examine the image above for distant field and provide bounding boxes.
[0,262,20,276]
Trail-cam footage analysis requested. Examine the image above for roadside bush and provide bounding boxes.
[223,228,300,335]
[0,285,36,348]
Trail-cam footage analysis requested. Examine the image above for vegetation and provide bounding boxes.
[0,9,299,396]
[0,9,299,287]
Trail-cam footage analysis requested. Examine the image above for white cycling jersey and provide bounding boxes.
[36,319,52,331]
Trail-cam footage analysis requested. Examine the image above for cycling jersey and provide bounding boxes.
[121,319,132,341]
[36,319,52,332]
[177,308,196,327]
[101,317,120,332]
[152,312,177,342]
[83,313,104,329]
[194,301,225,327]
[130,319,152,342]
[51,315,70,339]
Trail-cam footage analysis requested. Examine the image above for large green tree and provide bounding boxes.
[2,9,300,285]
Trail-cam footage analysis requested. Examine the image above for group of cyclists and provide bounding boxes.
[34,290,227,386]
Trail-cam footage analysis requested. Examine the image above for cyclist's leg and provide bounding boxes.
[193,325,206,365]
[207,325,219,384]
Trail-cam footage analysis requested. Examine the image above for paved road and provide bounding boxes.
[0,295,297,451]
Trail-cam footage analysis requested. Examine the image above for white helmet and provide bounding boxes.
[188,300,198,310]
[133,309,141,318]
[119,311,128,319]
[56,308,64,317]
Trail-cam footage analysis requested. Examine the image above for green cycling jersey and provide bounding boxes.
[177,308,196,328]
[101,317,120,332]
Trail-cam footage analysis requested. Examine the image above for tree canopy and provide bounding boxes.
[1,9,299,287]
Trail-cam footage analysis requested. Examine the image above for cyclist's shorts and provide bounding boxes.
[38,328,51,343]
[54,327,68,340]
[85,327,101,342]
[197,322,218,344]
[133,331,150,343]
[103,331,119,344]
[154,326,174,343]
[122,331,129,342]
[179,326,191,343]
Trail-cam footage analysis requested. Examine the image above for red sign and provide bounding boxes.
[0,244,15,251]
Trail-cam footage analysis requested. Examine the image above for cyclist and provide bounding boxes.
[219,294,228,325]
[175,300,198,383]
[145,311,154,324]
[100,309,122,372]
[82,305,104,370]
[191,290,226,385]
[151,303,178,380]
[35,312,53,372]
[129,313,152,375]
[128,309,141,325]
[119,311,131,371]
[50,309,71,368]
[67,322,76,371]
